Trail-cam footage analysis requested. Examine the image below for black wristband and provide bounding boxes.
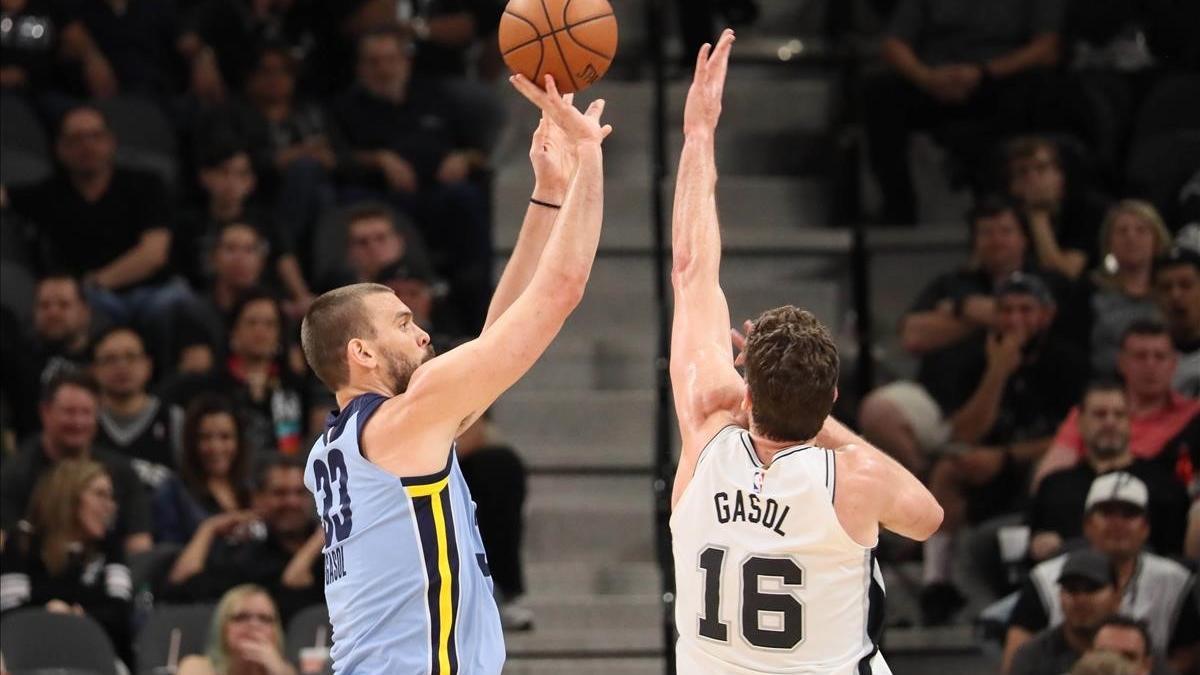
[529,197,561,209]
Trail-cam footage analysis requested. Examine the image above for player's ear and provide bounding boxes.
[346,337,375,369]
[832,386,839,404]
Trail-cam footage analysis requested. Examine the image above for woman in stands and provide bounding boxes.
[0,459,133,664]
[154,395,255,545]
[179,584,296,675]
[1085,200,1173,374]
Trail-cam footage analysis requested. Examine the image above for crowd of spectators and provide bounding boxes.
[856,2,1199,672]
[0,0,534,670]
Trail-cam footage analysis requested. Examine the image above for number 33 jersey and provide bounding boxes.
[671,425,889,674]
[304,393,504,675]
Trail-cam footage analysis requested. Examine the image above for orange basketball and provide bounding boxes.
[498,0,618,94]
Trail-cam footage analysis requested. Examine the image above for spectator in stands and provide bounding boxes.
[164,456,323,624]
[455,412,532,630]
[1005,137,1111,280]
[1034,321,1200,487]
[0,459,133,666]
[177,0,317,102]
[0,0,118,101]
[1070,651,1139,675]
[865,0,1067,225]
[154,395,253,545]
[1028,381,1188,562]
[1091,616,1163,675]
[1084,202,1172,376]
[325,202,432,292]
[174,145,313,320]
[6,106,191,357]
[1004,473,1200,674]
[333,25,492,332]
[177,221,270,374]
[919,273,1086,622]
[400,0,504,79]
[29,274,94,387]
[1009,548,1122,675]
[0,372,150,555]
[1154,247,1200,397]
[168,288,311,455]
[177,584,297,675]
[91,326,181,493]
[72,0,181,99]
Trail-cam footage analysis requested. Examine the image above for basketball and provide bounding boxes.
[498,0,618,94]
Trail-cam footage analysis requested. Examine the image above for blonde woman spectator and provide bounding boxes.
[1087,201,1173,375]
[178,584,296,675]
[0,459,132,665]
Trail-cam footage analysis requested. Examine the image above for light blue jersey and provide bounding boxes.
[304,393,505,674]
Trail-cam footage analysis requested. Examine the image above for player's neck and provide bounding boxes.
[746,430,810,466]
[335,380,395,410]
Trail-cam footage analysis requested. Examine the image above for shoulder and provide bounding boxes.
[1140,553,1193,585]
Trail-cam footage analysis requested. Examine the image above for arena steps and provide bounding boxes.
[504,657,664,674]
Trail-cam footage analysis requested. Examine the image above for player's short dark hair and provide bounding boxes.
[41,370,100,405]
[1080,378,1126,409]
[743,306,838,442]
[1094,614,1152,656]
[301,283,395,389]
[1119,319,1170,348]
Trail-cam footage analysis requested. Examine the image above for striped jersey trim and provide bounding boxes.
[407,477,461,674]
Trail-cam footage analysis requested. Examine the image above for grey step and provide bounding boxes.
[505,625,664,657]
[509,335,658,392]
[520,594,661,631]
[495,390,657,469]
[524,561,661,597]
[504,658,664,675]
[523,475,656,561]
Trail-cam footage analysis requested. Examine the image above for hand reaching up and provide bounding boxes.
[510,74,612,148]
[684,28,735,136]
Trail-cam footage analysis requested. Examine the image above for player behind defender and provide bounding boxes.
[298,74,611,674]
[669,30,944,674]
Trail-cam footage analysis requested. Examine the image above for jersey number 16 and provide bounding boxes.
[697,546,805,650]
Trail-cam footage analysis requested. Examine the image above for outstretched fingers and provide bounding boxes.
[510,73,550,108]
[707,29,735,89]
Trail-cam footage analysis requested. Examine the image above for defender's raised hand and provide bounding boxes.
[684,28,735,136]
[510,74,612,146]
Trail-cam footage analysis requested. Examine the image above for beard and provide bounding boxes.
[1088,436,1128,461]
[384,343,437,394]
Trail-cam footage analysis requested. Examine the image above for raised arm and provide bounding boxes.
[483,97,578,332]
[401,75,610,433]
[670,30,747,508]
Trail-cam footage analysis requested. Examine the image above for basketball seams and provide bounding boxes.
[565,21,615,61]
[500,9,546,80]
[536,0,579,90]
[500,12,614,55]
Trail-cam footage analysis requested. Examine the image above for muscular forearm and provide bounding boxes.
[528,143,603,297]
[882,38,931,87]
[670,133,720,282]
[950,368,1008,443]
[985,34,1060,79]
[901,311,974,354]
[92,230,169,289]
[484,181,565,332]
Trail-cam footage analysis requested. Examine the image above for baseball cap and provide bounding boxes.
[1057,548,1115,588]
[1084,472,1148,513]
[995,271,1054,306]
[1153,245,1200,277]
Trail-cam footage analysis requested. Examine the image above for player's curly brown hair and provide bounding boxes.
[743,305,838,442]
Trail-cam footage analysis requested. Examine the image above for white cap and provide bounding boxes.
[1085,472,1148,512]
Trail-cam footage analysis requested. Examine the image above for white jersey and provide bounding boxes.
[671,426,889,674]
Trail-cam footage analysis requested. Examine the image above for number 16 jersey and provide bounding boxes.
[671,425,889,674]
[304,393,505,674]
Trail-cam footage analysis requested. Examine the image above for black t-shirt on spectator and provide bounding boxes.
[183,0,317,93]
[0,532,133,665]
[1029,460,1189,557]
[920,332,1088,444]
[886,0,1066,66]
[161,527,323,624]
[0,439,152,542]
[332,80,468,184]
[67,0,181,96]
[9,168,172,289]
